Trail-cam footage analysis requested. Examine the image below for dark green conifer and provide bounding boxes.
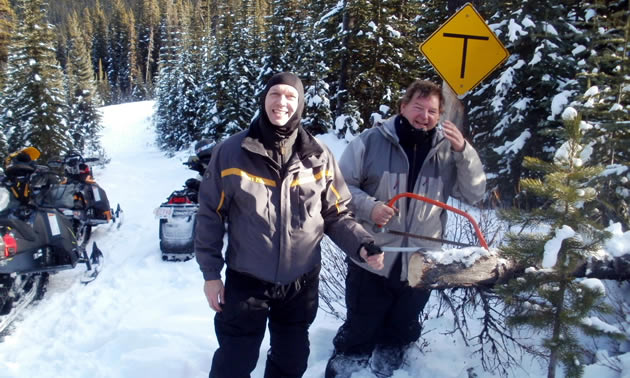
[497,110,624,378]
[1,0,71,160]
[66,11,104,157]
[575,1,630,227]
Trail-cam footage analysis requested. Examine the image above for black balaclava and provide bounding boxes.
[259,72,305,139]
[257,72,305,168]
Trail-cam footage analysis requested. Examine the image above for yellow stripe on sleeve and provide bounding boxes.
[216,191,225,219]
[291,170,333,187]
[330,184,342,213]
[221,168,276,187]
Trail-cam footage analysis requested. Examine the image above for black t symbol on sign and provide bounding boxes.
[443,33,490,79]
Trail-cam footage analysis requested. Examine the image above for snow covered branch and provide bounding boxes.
[408,250,630,289]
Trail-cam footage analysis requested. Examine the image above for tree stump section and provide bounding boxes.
[407,251,630,289]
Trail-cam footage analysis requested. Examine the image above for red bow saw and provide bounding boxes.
[367,192,489,254]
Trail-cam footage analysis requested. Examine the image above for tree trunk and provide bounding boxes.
[407,251,630,289]
[335,0,351,119]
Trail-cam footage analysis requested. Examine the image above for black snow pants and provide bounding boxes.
[209,265,320,378]
[331,257,430,357]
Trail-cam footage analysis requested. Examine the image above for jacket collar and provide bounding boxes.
[242,119,324,162]
[378,115,446,148]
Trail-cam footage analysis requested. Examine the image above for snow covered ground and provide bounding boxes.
[0,101,627,378]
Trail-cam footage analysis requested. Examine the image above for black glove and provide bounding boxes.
[362,241,383,261]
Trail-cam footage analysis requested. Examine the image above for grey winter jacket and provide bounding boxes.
[195,125,373,285]
[338,115,486,280]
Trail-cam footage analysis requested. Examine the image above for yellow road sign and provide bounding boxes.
[420,3,509,95]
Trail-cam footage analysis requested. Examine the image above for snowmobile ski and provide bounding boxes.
[0,273,48,335]
[79,242,104,284]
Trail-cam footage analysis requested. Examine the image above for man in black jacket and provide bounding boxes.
[195,72,384,378]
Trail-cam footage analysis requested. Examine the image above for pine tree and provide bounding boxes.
[137,0,161,98]
[80,7,94,55]
[320,0,429,137]
[107,0,140,103]
[574,1,630,227]
[200,0,256,140]
[91,0,110,104]
[0,0,14,157]
[258,0,300,81]
[497,108,624,378]
[225,0,259,135]
[0,0,15,91]
[316,0,357,137]
[171,0,202,149]
[154,0,183,151]
[65,11,104,157]
[55,22,68,71]
[96,58,111,105]
[299,2,334,135]
[466,1,588,204]
[1,0,71,160]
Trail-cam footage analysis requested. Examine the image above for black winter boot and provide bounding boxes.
[324,352,370,378]
[369,344,406,377]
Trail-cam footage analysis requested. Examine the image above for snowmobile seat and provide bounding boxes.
[5,162,36,178]
[0,218,37,242]
[185,178,200,191]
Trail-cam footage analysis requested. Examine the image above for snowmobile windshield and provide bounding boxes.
[0,187,10,211]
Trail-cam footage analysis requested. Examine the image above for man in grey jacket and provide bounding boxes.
[325,80,486,377]
[195,72,384,378]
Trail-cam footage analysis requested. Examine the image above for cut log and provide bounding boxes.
[407,251,630,289]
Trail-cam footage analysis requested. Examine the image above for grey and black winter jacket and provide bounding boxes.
[339,115,486,280]
[195,125,373,285]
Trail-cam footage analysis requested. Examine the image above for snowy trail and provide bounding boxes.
[0,102,212,378]
[0,101,560,378]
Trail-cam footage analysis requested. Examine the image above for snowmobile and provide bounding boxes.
[44,152,122,247]
[155,139,214,261]
[0,147,103,334]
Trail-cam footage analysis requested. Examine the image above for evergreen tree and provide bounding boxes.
[574,1,630,228]
[299,2,334,135]
[225,0,259,134]
[95,58,111,105]
[154,0,183,151]
[201,0,255,140]
[320,0,428,137]
[0,0,14,157]
[497,108,624,378]
[65,11,104,157]
[137,0,161,98]
[1,0,71,160]
[466,1,587,204]
[55,22,68,71]
[258,0,300,81]
[0,0,15,91]
[316,0,357,137]
[107,0,140,103]
[80,7,94,55]
[171,0,202,149]
[91,0,110,103]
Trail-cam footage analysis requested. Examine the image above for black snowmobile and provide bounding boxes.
[0,147,103,334]
[155,139,214,261]
[44,151,122,247]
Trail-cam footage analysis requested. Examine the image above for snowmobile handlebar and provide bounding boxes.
[381,192,489,250]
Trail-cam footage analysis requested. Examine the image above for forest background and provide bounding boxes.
[0,0,628,212]
[0,0,629,376]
